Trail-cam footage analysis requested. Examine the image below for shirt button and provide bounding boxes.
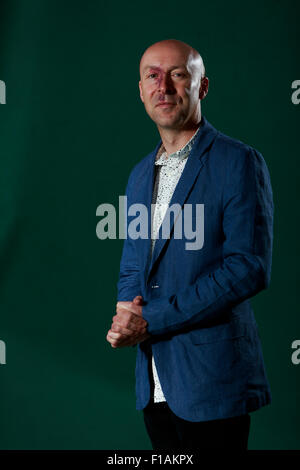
[151,284,160,289]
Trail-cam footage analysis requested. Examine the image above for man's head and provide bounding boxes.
[138,39,208,131]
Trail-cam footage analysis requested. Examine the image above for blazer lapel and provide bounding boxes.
[146,116,219,281]
[135,140,161,275]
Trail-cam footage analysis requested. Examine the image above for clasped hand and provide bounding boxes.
[106,295,151,348]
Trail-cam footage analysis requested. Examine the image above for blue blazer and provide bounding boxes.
[117,115,273,422]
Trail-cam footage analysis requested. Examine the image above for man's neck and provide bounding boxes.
[157,119,201,157]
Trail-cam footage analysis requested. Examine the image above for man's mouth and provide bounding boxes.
[156,102,176,107]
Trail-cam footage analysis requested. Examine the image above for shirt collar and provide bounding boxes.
[155,123,202,166]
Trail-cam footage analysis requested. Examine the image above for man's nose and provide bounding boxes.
[157,74,175,93]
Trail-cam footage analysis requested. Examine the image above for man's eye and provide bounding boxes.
[147,72,186,79]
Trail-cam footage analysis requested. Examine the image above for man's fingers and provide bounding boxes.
[106,325,151,349]
[111,322,141,337]
[106,330,125,346]
[106,329,137,348]
[113,309,147,332]
[107,330,121,339]
[107,296,147,349]
[107,328,137,343]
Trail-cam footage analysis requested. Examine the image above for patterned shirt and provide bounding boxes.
[150,124,202,402]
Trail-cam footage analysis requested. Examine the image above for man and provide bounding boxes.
[106,39,274,451]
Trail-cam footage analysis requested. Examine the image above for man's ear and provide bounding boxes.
[139,80,144,103]
[199,76,209,100]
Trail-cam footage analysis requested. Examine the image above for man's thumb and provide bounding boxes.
[133,295,143,305]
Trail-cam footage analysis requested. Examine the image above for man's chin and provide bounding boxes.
[152,113,181,129]
[157,120,182,130]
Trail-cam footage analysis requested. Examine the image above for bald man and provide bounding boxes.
[106,39,273,451]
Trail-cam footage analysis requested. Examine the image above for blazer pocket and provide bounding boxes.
[188,320,248,345]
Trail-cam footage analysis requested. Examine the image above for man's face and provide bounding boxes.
[139,44,205,130]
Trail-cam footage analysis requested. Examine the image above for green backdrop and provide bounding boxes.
[0,0,299,450]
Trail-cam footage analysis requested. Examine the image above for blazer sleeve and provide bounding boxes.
[116,170,142,302]
[116,169,144,349]
[142,147,274,336]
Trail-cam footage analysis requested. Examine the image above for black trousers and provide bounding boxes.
[143,399,251,450]
[143,350,251,451]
